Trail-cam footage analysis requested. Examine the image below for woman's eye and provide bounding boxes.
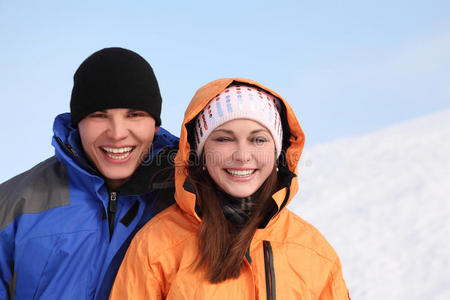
[213,137,232,142]
[253,137,269,144]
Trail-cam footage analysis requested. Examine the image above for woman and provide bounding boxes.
[110,78,350,299]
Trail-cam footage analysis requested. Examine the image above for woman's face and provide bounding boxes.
[203,119,276,198]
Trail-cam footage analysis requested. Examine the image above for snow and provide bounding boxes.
[288,109,450,300]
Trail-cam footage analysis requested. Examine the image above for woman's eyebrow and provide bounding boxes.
[250,129,269,134]
[212,128,269,135]
[212,129,234,134]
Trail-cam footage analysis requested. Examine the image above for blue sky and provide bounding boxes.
[1,0,449,182]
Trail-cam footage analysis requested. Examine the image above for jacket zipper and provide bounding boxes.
[56,137,119,241]
[263,240,276,300]
[108,192,117,240]
[55,137,99,175]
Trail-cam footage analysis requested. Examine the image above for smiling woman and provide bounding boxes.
[78,108,158,190]
[203,119,276,198]
[111,78,350,299]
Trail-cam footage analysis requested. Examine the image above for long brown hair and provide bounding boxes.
[187,159,279,283]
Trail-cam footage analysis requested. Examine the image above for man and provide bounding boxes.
[0,47,178,299]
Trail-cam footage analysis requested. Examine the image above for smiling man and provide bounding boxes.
[0,48,178,300]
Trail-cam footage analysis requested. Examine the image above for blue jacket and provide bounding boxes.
[0,113,178,300]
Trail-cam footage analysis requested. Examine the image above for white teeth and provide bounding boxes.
[102,147,133,154]
[105,151,131,160]
[226,169,255,177]
[102,147,133,160]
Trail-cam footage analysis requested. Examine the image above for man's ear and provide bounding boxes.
[154,126,160,134]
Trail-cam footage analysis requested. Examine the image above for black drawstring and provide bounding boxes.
[263,241,276,300]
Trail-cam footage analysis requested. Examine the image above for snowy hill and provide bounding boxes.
[289,109,450,300]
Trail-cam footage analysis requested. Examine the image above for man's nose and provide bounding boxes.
[107,117,129,140]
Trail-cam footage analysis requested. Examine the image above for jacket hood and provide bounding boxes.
[174,78,305,223]
[52,113,97,177]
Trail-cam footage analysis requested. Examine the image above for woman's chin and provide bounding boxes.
[222,188,257,198]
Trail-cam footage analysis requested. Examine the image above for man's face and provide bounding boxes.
[78,108,158,190]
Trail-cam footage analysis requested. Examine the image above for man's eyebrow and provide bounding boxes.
[127,109,148,112]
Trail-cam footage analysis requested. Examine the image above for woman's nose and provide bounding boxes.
[231,143,252,162]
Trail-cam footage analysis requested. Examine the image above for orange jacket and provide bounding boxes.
[110,78,350,300]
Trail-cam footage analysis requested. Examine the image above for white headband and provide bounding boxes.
[194,84,283,157]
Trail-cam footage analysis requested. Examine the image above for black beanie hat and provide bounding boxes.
[70,47,162,126]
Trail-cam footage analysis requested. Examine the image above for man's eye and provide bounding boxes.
[89,113,107,118]
[128,111,147,118]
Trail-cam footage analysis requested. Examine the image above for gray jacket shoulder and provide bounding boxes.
[0,157,70,230]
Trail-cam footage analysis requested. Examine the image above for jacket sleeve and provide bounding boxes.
[0,225,14,300]
[109,233,164,300]
[319,257,351,300]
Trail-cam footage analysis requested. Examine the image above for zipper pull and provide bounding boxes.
[108,192,117,240]
[109,192,117,214]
